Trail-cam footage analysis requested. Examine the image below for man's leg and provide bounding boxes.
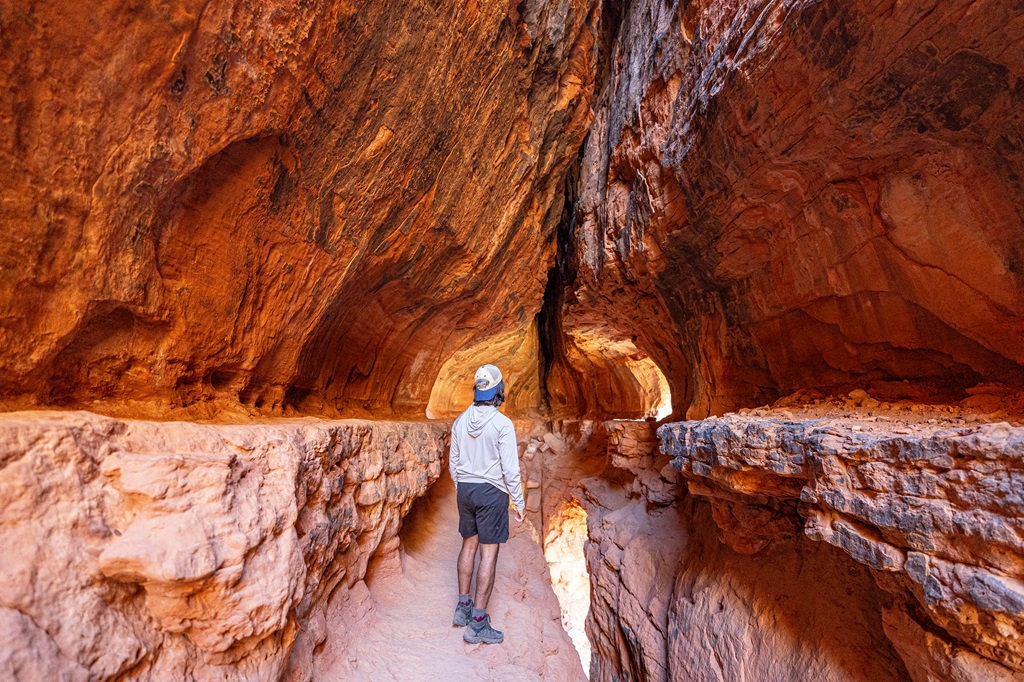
[457,534,479,595]
[473,543,500,611]
[464,542,504,643]
[454,484,480,627]
[464,485,507,644]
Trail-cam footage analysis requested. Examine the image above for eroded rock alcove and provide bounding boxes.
[2,0,1024,680]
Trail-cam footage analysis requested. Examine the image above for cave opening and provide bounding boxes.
[424,321,543,419]
[425,320,673,421]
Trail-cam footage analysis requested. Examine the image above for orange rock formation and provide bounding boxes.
[2,0,1023,681]
[560,0,1024,418]
[0,0,597,419]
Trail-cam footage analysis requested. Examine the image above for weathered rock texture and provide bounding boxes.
[582,427,688,682]
[5,0,1024,679]
[662,415,1024,680]
[0,411,445,680]
[0,0,597,418]
[668,501,911,682]
[559,0,1024,418]
[582,420,910,681]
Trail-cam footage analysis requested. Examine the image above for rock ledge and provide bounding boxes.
[661,415,1024,679]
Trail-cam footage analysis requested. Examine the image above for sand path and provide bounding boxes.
[314,476,587,681]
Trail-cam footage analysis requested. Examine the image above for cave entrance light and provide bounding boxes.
[425,321,541,419]
[565,328,672,420]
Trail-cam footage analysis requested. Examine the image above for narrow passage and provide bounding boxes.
[313,476,587,681]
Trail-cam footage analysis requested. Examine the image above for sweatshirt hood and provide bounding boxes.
[466,404,500,437]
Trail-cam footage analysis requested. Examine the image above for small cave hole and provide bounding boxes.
[208,369,237,391]
[284,385,312,410]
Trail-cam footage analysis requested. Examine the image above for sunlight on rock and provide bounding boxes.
[560,328,673,419]
[544,498,592,677]
[426,321,542,419]
[626,355,672,421]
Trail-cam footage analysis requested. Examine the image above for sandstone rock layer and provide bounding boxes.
[3,0,1024,681]
[0,411,445,680]
[563,0,1024,418]
[0,0,598,419]
[661,414,1024,680]
[580,419,910,682]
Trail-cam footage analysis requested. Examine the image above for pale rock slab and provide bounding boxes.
[0,411,445,680]
[661,415,1024,679]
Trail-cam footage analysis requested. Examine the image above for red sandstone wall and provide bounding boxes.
[564,0,1024,419]
[0,0,598,418]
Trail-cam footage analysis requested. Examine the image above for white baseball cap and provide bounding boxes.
[474,364,503,400]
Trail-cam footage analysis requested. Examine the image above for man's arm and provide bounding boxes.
[449,422,460,486]
[497,422,525,512]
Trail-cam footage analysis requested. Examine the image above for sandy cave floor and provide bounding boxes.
[312,476,588,681]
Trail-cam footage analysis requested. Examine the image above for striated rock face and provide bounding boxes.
[4,0,1024,680]
[662,415,1024,680]
[0,411,444,680]
[564,0,1024,418]
[583,420,909,682]
[0,0,597,418]
[582,427,687,682]
[584,495,686,682]
[668,502,911,682]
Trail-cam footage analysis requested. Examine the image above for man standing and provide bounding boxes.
[449,364,525,645]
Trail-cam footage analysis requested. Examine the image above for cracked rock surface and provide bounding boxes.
[0,411,445,680]
[661,413,1024,679]
[557,0,1024,419]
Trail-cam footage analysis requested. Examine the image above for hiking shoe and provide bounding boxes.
[463,614,504,644]
[453,599,473,627]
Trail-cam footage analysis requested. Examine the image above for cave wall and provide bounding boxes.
[0,0,598,418]
[564,0,1024,419]
[668,501,910,682]
[0,411,445,680]
[3,1,1024,680]
[427,321,543,419]
[564,2,1024,676]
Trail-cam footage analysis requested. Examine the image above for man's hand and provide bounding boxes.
[515,508,525,523]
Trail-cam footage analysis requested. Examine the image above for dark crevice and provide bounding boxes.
[537,140,586,416]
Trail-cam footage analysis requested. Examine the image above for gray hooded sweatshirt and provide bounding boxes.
[449,404,525,511]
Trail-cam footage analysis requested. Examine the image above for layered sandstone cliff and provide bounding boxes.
[0,0,597,419]
[579,420,912,682]
[0,412,444,680]
[558,0,1024,418]
[662,411,1024,680]
[557,2,1024,678]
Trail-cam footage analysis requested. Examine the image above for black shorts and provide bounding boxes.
[457,482,510,544]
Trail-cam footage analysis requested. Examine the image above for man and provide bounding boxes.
[449,364,525,645]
